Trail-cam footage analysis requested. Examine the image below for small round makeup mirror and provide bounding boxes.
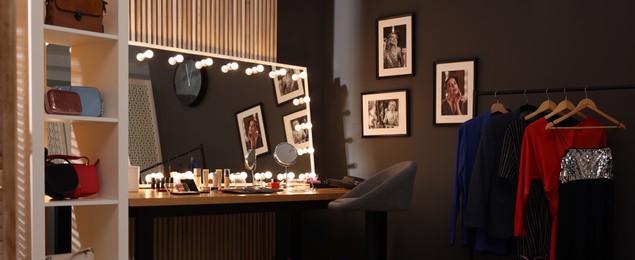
[274,142,298,168]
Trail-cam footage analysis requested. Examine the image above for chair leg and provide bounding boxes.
[366,211,387,260]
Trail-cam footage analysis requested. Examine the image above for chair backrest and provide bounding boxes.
[328,161,417,212]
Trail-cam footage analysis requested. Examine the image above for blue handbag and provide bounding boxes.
[58,86,103,117]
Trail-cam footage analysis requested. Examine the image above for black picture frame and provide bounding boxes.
[361,89,409,137]
[377,13,414,78]
[235,104,269,157]
[433,59,476,125]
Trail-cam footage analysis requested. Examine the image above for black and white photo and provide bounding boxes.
[236,104,269,157]
[377,13,414,78]
[434,59,476,125]
[273,66,305,104]
[362,90,409,137]
[283,109,311,150]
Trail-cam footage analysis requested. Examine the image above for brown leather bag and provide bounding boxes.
[45,0,106,33]
[44,88,83,115]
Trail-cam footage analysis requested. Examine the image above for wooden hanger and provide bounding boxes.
[525,89,557,120]
[490,91,508,114]
[543,98,586,120]
[545,89,626,129]
[543,88,587,120]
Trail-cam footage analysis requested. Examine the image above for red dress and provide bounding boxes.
[515,117,606,259]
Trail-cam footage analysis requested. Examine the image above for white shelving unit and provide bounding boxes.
[18,0,128,259]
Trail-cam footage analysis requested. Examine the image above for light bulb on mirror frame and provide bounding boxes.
[269,71,276,78]
[195,61,203,69]
[256,65,264,72]
[221,65,229,73]
[292,74,299,81]
[305,122,313,129]
[293,98,300,106]
[300,71,307,79]
[175,54,184,63]
[144,49,154,59]
[144,174,153,184]
[307,147,315,154]
[245,68,253,75]
[230,62,239,70]
[303,96,311,103]
[279,68,287,75]
[136,53,146,62]
[205,58,213,66]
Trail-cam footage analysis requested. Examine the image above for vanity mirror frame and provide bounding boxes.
[128,41,316,176]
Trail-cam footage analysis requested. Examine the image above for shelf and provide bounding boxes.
[44,24,118,46]
[44,114,118,123]
[45,197,119,207]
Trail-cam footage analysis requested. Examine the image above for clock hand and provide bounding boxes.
[185,63,191,86]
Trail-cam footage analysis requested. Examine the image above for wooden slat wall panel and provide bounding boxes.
[129,0,277,61]
[151,212,276,260]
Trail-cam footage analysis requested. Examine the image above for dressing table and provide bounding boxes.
[129,188,347,259]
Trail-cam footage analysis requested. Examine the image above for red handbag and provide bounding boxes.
[46,155,100,198]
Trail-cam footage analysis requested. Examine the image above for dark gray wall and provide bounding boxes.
[279,0,635,259]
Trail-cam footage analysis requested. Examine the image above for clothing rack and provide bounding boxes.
[140,143,206,174]
[466,83,634,260]
[475,83,635,96]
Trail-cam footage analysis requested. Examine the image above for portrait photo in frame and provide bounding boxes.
[236,104,269,157]
[282,109,311,150]
[434,59,476,125]
[377,13,414,78]
[272,66,305,105]
[362,89,409,137]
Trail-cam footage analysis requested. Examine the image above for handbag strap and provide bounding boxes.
[46,155,91,165]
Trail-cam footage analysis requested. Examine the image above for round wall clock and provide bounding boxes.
[173,59,207,106]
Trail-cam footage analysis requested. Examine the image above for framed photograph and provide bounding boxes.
[377,13,414,78]
[272,66,305,105]
[434,59,476,125]
[236,104,269,157]
[282,109,311,150]
[362,89,409,137]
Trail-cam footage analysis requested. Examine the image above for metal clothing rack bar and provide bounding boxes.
[475,84,635,96]
[140,143,206,174]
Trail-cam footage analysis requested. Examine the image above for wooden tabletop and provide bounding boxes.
[129,187,349,207]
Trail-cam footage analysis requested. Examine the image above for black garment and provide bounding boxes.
[465,109,518,244]
[557,179,614,259]
[498,114,551,259]
[557,148,614,260]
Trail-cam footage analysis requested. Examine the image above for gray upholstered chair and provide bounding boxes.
[328,161,417,260]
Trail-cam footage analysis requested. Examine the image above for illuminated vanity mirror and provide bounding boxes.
[128,43,315,182]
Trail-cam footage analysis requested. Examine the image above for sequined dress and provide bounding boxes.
[557,147,614,259]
